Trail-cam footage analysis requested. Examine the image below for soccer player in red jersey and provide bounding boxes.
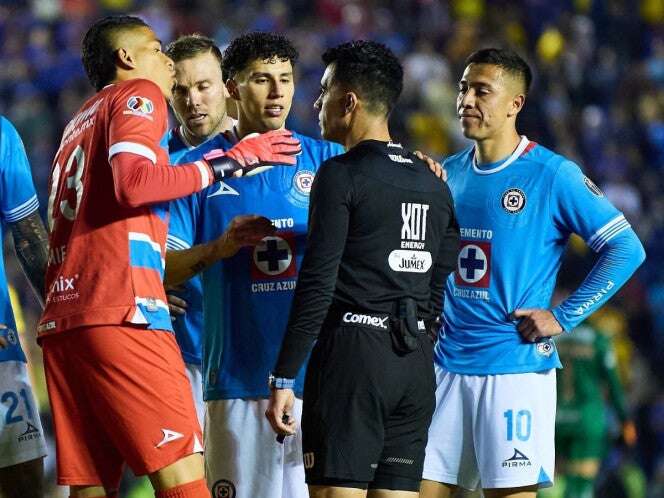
[38,15,299,498]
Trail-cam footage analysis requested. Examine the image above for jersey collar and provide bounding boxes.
[472,135,530,175]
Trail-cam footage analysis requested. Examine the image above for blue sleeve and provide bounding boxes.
[0,117,39,222]
[549,160,646,330]
[551,229,645,331]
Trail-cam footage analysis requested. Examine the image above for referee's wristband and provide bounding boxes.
[268,373,295,390]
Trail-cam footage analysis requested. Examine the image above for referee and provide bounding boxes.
[266,41,459,497]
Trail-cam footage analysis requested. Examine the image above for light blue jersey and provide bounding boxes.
[0,117,40,363]
[169,129,343,399]
[436,136,644,375]
[166,127,203,365]
[167,126,195,165]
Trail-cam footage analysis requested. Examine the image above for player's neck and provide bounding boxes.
[183,114,234,147]
[474,131,521,165]
[344,118,391,150]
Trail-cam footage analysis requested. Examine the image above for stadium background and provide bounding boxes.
[1,0,663,496]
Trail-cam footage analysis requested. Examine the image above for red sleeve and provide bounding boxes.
[111,153,213,208]
[106,79,214,207]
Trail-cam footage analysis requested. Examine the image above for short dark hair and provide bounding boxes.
[321,40,403,116]
[82,15,149,91]
[222,32,298,81]
[464,48,532,94]
[165,34,223,67]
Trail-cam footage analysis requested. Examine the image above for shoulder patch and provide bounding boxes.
[583,176,604,197]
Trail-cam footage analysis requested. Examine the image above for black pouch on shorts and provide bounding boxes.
[389,298,420,354]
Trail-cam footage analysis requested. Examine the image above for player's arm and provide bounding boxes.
[428,187,460,318]
[515,162,646,342]
[267,160,351,435]
[164,215,275,286]
[9,211,48,306]
[109,80,300,208]
[110,130,301,208]
[0,117,48,306]
[273,160,351,379]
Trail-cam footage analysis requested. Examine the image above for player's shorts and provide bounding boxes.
[185,362,205,430]
[556,402,607,460]
[42,325,203,488]
[205,397,308,498]
[423,365,556,491]
[0,361,47,468]
[302,313,436,491]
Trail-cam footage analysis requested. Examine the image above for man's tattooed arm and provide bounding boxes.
[10,211,49,307]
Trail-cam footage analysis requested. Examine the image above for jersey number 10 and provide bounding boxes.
[504,409,532,441]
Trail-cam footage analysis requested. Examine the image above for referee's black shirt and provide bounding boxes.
[274,140,459,378]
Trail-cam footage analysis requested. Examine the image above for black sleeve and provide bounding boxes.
[428,191,460,318]
[273,160,351,378]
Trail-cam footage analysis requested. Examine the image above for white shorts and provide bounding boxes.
[423,365,556,490]
[205,397,308,498]
[185,363,205,430]
[0,361,47,468]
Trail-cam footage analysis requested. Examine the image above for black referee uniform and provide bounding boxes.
[273,139,459,490]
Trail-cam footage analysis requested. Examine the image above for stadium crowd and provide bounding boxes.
[0,0,663,496]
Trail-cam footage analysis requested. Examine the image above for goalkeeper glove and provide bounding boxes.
[204,129,301,181]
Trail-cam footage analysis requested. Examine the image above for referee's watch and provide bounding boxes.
[268,373,295,389]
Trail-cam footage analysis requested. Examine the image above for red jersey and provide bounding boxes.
[39,78,213,337]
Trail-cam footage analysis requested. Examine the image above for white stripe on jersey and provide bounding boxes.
[166,234,192,251]
[134,296,170,312]
[129,231,162,252]
[194,161,212,189]
[109,141,157,164]
[472,135,530,175]
[4,195,39,222]
[587,214,630,251]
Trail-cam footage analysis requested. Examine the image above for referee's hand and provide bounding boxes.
[266,388,296,437]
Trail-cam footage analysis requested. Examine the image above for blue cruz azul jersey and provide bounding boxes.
[168,129,344,399]
[0,117,40,363]
[437,136,633,375]
[166,127,207,365]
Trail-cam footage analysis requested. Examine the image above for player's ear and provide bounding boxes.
[226,79,241,101]
[508,93,525,118]
[115,47,137,70]
[344,92,358,115]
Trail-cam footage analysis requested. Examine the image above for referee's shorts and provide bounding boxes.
[301,309,435,491]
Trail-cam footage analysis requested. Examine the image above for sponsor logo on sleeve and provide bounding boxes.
[501,188,526,214]
[583,176,604,197]
[124,96,155,120]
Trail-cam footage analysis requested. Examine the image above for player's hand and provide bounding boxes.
[0,324,7,349]
[204,130,301,180]
[265,388,296,437]
[165,286,187,318]
[512,308,564,342]
[214,215,276,259]
[414,150,447,181]
[622,420,637,447]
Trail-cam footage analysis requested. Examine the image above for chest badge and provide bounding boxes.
[501,188,526,214]
[293,170,315,195]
